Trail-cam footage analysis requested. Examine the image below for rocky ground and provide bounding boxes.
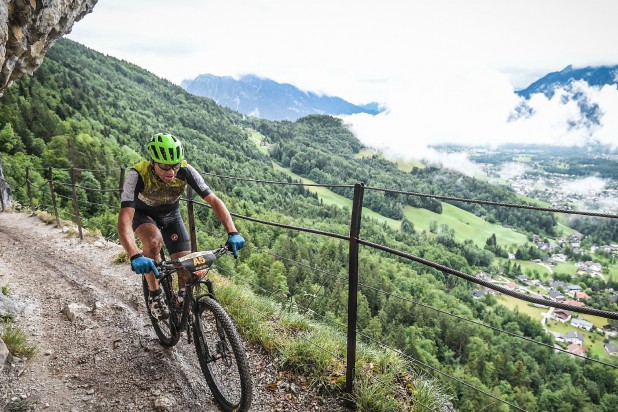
[0,212,347,412]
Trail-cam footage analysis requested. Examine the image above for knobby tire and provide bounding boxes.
[193,298,252,412]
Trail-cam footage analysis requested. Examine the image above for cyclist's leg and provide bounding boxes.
[159,209,191,290]
[133,212,164,292]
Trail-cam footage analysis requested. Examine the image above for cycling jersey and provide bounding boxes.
[120,160,213,215]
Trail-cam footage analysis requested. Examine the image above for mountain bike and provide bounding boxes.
[141,245,252,412]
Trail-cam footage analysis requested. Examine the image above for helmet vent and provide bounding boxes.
[147,132,183,164]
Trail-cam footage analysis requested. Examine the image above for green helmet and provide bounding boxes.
[147,133,184,164]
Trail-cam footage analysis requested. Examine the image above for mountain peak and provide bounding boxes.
[181,74,384,121]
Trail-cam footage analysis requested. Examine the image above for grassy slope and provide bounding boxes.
[403,202,529,247]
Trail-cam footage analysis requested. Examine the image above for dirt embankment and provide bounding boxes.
[0,212,339,411]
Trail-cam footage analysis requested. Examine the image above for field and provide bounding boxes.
[403,203,529,248]
[496,294,546,319]
[501,297,613,361]
[495,258,553,280]
[272,162,532,248]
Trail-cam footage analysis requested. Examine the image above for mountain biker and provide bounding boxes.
[117,132,245,320]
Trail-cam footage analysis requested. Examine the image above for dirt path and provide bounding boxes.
[0,212,339,412]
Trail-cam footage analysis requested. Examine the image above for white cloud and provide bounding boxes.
[68,0,618,162]
[497,163,529,180]
[561,177,607,195]
[343,78,618,168]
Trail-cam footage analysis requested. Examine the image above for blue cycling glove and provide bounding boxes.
[226,232,245,258]
[130,253,159,276]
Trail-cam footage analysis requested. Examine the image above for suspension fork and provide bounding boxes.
[205,278,216,300]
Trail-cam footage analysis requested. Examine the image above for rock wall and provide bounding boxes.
[0,0,98,209]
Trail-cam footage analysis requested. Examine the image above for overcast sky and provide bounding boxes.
[67,0,618,164]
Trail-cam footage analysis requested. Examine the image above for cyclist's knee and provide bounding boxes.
[142,235,164,258]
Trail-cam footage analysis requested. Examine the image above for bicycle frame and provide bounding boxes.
[151,244,253,411]
[155,245,230,340]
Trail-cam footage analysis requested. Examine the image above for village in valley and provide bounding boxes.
[460,145,618,361]
[469,200,618,360]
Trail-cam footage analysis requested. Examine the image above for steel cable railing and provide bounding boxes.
[359,280,618,369]
[216,262,436,411]
[364,185,618,220]
[358,238,618,320]
[13,165,618,411]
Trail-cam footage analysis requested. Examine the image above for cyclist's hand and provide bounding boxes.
[130,254,159,276]
[226,232,245,258]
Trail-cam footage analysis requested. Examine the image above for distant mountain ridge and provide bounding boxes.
[181,74,383,121]
[516,64,618,99]
[511,64,618,128]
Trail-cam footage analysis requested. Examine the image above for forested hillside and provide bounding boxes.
[1,39,617,411]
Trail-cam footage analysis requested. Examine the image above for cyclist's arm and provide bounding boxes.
[203,193,237,234]
[117,169,143,257]
[117,207,141,257]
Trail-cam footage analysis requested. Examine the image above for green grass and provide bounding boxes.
[590,254,618,283]
[556,221,577,237]
[1,322,37,358]
[214,273,452,411]
[545,320,572,335]
[503,259,553,279]
[247,129,270,155]
[552,262,578,276]
[273,162,532,248]
[403,203,529,248]
[496,295,546,319]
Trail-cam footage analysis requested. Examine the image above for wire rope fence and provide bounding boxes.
[10,164,618,411]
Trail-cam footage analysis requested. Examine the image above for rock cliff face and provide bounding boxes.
[0,0,98,209]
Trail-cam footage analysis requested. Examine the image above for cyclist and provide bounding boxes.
[117,132,245,320]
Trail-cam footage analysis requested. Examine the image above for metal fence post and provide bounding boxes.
[118,167,125,204]
[346,182,364,394]
[26,167,35,214]
[186,186,197,252]
[70,168,83,240]
[0,185,4,211]
[48,167,61,229]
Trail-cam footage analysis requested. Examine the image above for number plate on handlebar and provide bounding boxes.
[177,251,217,272]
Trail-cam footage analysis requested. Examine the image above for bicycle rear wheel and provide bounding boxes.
[142,275,181,347]
[193,298,252,412]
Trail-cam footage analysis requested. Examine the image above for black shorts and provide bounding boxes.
[132,209,190,255]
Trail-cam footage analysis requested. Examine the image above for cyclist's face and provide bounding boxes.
[154,162,180,182]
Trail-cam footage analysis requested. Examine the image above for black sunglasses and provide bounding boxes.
[156,162,181,171]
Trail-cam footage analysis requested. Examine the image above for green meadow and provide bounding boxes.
[403,203,529,248]
[271,162,530,249]
[496,294,546,319]
[502,299,612,361]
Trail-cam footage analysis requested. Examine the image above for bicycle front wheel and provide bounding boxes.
[142,275,181,347]
[193,298,252,412]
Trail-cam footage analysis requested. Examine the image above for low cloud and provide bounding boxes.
[342,72,618,172]
[498,162,529,180]
[561,176,607,195]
